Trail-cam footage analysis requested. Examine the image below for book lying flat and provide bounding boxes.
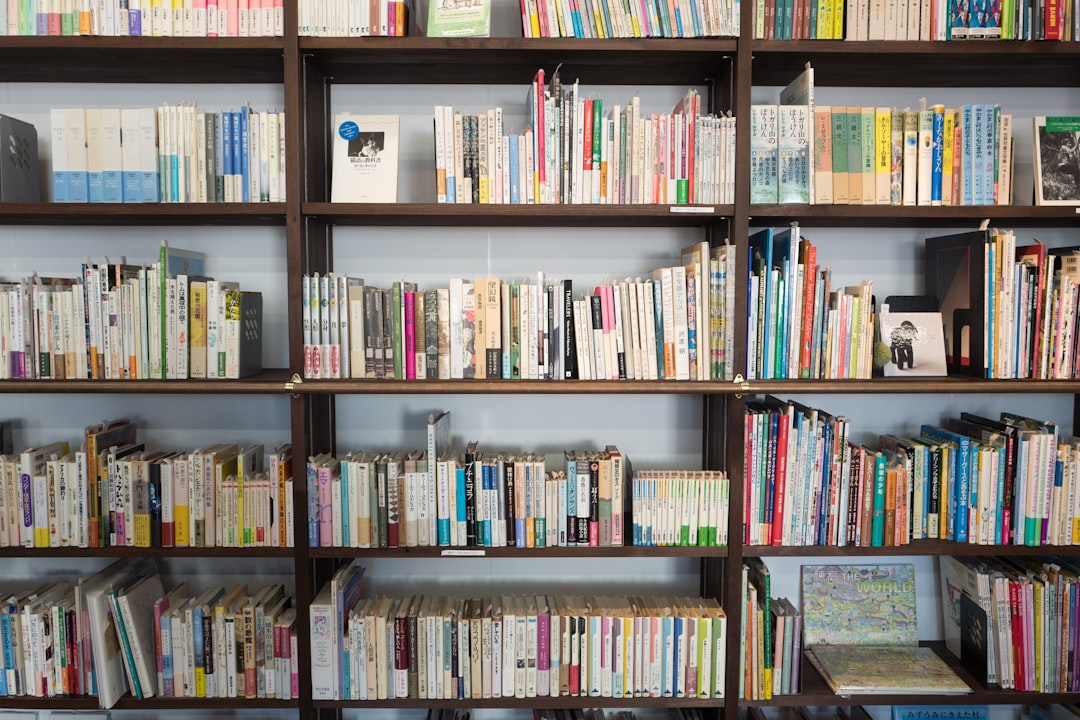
[806,645,972,696]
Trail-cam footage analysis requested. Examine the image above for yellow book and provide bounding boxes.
[189,280,208,379]
[832,0,845,37]
[875,108,892,205]
[175,455,191,546]
[942,109,955,205]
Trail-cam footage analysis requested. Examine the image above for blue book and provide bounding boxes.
[129,3,141,34]
[972,104,985,205]
[671,615,683,696]
[335,564,365,697]
[565,457,577,547]
[570,3,583,35]
[160,610,174,696]
[984,104,998,205]
[455,466,467,541]
[961,104,974,205]
[508,134,520,204]
[0,613,9,696]
[192,604,206,691]
[230,111,242,200]
[307,458,319,547]
[239,108,250,203]
[931,106,944,205]
[483,462,496,547]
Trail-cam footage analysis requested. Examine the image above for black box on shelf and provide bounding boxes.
[0,114,41,202]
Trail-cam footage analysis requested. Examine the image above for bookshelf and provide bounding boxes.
[1,1,1080,719]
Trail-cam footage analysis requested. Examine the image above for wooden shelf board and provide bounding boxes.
[750,204,1080,227]
[296,377,1080,395]
[303,202,733,227]
[318,696,724,709]
[0,202,286,226]
[0,546,294,558]
[742,541,1080,557]
[112,696,298,709]
[750,40,1080,87]
[0,368,293,394]
[301,37,736,85]
[309,545,728,558]
[0,36,285,83]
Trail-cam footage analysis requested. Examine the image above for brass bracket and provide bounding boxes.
[733,374,750,398]
[286,373,303,397]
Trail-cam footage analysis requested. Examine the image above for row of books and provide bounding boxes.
[0,249,263,381]
[928,229,1080,380]
[745,400,1078,548]
[534,711,709,720]
[301,242,737,383]
[310,563,729,701]
[940,555,1080,693]
[631,470,730,547]
[747,225,874,380]
[0,0,284,36]
[298,0,409,35]
[519,0,740,37]
[154,582,297,700]
[752,100,1015,207]
[306,421,634,548]
[1,424,294,550]
[755,0,1072,38]
[0,559,168,706]
[434,79,735,206]
[739,559,802,700]
[50,104,286,204]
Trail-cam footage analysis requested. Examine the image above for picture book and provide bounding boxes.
[879,310,948,377]
[425,0,491,36]
[893,707,989,720]
[806,645,972,695]
[800,563,917,646]
[331,114,400,203]
[1033,116,1080,206]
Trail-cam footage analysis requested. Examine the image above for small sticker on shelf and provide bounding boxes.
[669,206,716,214]
[442,549,486,557]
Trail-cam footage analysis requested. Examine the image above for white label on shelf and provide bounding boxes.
[442,549,486,556]
[669,206,716,214]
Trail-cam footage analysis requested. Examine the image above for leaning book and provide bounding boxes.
[1033,116,1080,206]
[807,645,972,695]
[331,114,400,203]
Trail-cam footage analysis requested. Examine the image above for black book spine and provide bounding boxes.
[503,461,516,546]
[464,444,477,546]
[563,280,577,379]
[149,462,162,548]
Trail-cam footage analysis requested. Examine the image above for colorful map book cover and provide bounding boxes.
[801,563,917,646]
[807,645,972,695]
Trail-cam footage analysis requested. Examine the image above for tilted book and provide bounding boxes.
[331,114,400,203]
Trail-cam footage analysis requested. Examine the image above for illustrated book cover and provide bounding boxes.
[1033,116,1080,206]
[806,645,972,696]
[801,563,917,646]
[331,114,400,203]
[878,310,948,377]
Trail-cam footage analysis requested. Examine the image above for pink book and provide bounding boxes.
[536,606,550,696]
[48,5,61,34]
[289,630,299,697]
[598,286,615,378]
[404,291,416,380]
[534,69,546,198]
[227,0,239,35]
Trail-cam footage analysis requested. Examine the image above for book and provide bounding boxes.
[807,645,972,695]
[331,114,400,203]
[425,0,491,35]
[1033,116,1080,206]
[800,563,917,646]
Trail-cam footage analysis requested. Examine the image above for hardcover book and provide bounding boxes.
[807,645,972,695]
[331,114,400,203]
[800,563,917,646]
[1033,116,1080,206]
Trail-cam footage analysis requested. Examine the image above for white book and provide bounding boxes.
[330,114,400,203]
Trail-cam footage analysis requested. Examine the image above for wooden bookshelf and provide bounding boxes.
[0,368,293,394]
[0,202,287,226]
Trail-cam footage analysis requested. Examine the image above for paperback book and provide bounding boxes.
[331,114,400,203]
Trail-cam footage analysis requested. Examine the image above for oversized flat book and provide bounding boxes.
[331,114,400,203]
[806,645,972,696]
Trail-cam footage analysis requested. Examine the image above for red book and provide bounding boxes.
[404,291,416,380]
[568,614,581,695]
[769,404,791,546]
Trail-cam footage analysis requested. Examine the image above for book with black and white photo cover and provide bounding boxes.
[1034,116,1080,206]
[331,114,400,203]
